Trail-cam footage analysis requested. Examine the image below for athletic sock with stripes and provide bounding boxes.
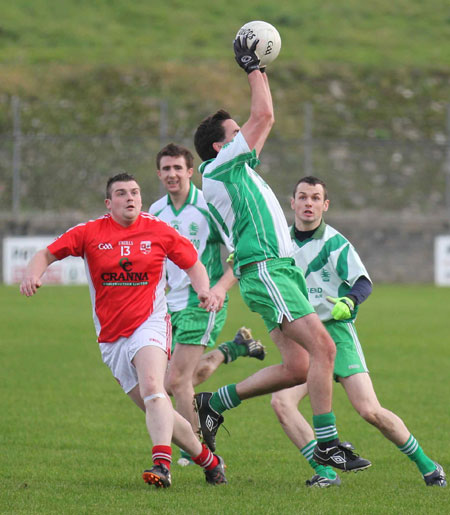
[218,340,247,363]
[398,434,436,475]
[192,443,219,471]
[313,412,339,447]
[209,384,241,414]
[152,445,172,470]
[301,439,337,479]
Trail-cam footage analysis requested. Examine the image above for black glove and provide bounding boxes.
[233,35,260,74]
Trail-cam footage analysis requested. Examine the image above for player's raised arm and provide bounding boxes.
[20,248,58,297]
[234,35,274,156]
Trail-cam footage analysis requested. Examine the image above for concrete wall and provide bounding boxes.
[321,210,450,283]
[1,210,450,284]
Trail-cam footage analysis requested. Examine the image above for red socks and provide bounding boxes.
[152,445,172,469]
[192,443,219,471]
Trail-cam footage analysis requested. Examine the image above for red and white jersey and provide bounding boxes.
[47,212,198,343]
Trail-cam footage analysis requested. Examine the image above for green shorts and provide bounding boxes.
[239,258,314,332]
[170,302,228,351]
[324,319,369,380]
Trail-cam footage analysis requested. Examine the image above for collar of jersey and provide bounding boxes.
[291,219,326,246]
[198,159,214,175]
[167,182,198,216]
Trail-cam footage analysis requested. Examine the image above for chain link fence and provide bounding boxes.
[1,97,449,216]
[1,96,450,283]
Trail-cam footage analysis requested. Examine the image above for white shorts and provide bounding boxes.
[99,312,172,394]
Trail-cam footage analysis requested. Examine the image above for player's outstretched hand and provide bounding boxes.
[326,296,354,320]
[20,276,42,297]
[233,35,260,74]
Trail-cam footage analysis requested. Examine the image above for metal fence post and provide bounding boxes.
[303,101,313,176]
[158,98,168,196]
[12,96,22,214]
[446,103,450,219]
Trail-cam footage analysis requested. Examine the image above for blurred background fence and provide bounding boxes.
[1,96,450,216]
[1,96,450,282]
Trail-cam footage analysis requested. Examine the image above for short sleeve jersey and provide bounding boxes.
[291,220,371,322]
[47,212,198,343]
[199,131,292,274]
[149,183,231,312]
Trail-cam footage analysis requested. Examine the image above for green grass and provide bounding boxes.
[1,0,449,69]
[1,284,449,513]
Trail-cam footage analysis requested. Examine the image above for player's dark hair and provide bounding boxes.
[293,176,328,200]
[194,109,232,161]
[106,172,138,199]
[156,143,194,170]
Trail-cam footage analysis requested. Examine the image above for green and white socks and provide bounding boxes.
[209,384,242,413]
[313,412,339,446]
[218,340,248,364]
[301,439,337,480]
[398,434,436,475]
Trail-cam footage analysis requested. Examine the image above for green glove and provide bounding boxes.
[326,296,355,320]
[226,252,234,264]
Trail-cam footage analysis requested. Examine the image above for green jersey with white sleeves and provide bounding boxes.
[291,220,371,322]
[199,131,293,275]
[149,183,230,312]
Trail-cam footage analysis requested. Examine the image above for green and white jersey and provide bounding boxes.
[199,131,292,275]
[149,183,231,312]
[291,220,371,322]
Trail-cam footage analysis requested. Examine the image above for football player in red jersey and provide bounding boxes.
[20,173,227,488]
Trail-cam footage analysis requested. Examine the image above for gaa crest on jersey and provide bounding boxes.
[140,241,152,254]
[321,269,331,282]
[189,222,199,236]
[171,220,181,231]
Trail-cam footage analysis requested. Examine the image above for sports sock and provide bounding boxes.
[152,445,172,470]
[218,340,248,363]
[209,384,242,414]
[301,440,337,479]
[398,434,436,475]
[313,412,339,445]
[192,443,219,471]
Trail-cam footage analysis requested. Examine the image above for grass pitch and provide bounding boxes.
[1,284,449,514]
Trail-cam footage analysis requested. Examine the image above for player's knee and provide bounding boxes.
[283,362,307,387]
[357,405,379,426]
[166,372,184,394]
[139,376,163,400]
[270,393,294,422]
[316,331,336,364]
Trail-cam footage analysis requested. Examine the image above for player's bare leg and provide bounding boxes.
[195,330,308,452]
[193,328,266,386]
[340,372,445,485]
[280,314,335,415]
[130,347,227,487]
[340,372,409,444]
[193,349,225,386]
[132,346,174,487]
[271,384,313,446]
[234,330,309,399]
[133,346,174,445]
[165,343,204,434]
[271,384,340,487]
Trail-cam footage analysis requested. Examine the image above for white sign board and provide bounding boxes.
[434,235,450,286]
[3,236,87,285]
